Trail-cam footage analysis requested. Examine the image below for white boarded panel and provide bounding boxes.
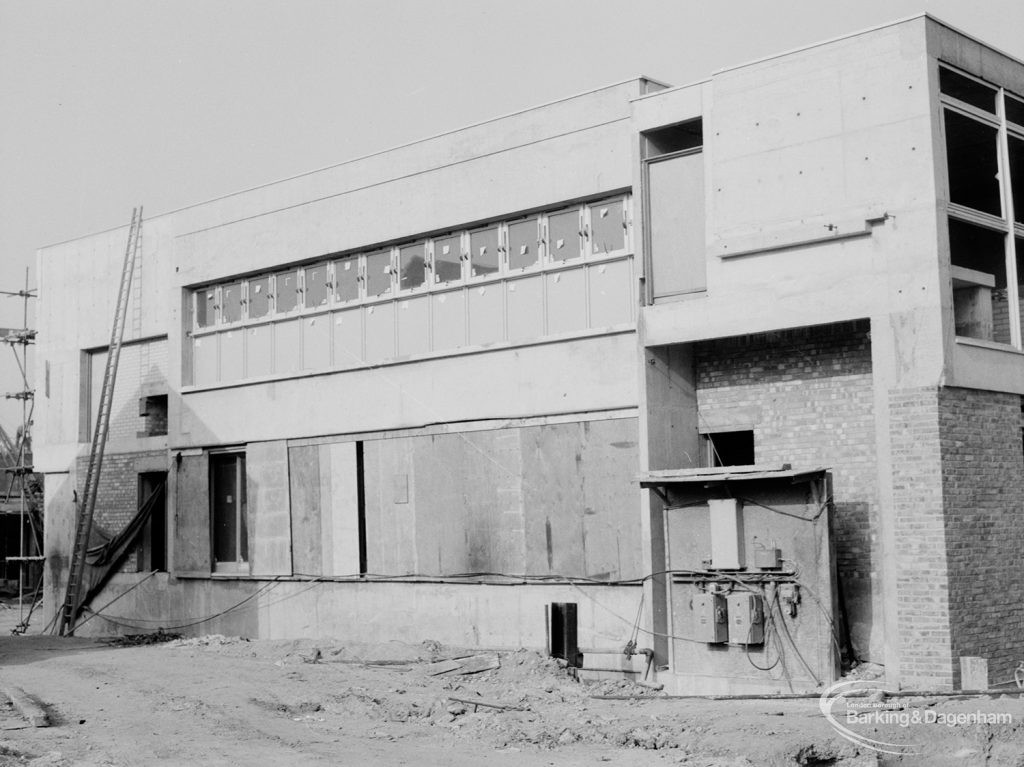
[397,296,430,357]
[322,441,360,576]
[588,258,633,328]
[505,276,543,343]
[220,330,244,382]
[648,151,706,298]
[546,267,586,336]
[248,440,292,576]
[431,289,465,352]
[468,283,504,346]
[193,335,218,386]
[364,302,396,363]
[302,315,330,370]
[332,309,363,368]
[274,319,301,375]
[247,324,273,378]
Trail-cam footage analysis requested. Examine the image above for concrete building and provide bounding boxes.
[36,15,1024,693]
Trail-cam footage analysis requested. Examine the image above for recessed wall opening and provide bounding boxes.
[703,430,755,467]
[138,394,168,437]
[644,118,703,158]
[137,472,167,573]
[949,219,1009,343]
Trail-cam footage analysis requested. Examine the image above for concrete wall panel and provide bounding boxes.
[248,440,291,577]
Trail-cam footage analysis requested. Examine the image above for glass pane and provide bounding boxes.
[433,234,462,283]
[949,219,1007,343]
[1010,135,1024,226]
[547,208,580,262]
[1007,94,1024,128]
[304,264,329,308]
[365,250,393,298]
[196,288,216,328]
[944,110,1001,217]
[275,271,299,313]
[940,67,997,113]
[589,197,626,254]
[333,256,359,302]
[507,219,539,270]
[249,276,270,319]
[398,242,427,291]
[220,282,242,323]
[469,226,500,277]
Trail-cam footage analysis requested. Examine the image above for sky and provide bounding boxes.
[1,0,1023,439]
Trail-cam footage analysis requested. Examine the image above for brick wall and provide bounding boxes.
[939,387,1024,687]
[88,339,168,443]
[75,449,166,571]
[888,387,952,688]
[695,320,880,662]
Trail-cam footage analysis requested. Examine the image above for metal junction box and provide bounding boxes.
[693,592,728,644]
[727,593,765,645]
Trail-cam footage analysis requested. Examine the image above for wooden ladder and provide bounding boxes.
[57,207,143,636]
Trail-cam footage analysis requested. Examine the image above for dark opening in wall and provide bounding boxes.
[138,394,168,437]
[137,472,167,572]
[704,430,755,467]
[944,110,1001,217]
[940,67,997,113]
[644,118,703,158]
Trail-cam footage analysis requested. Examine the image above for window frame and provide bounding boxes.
[209,449,249,574]
[940,63,1024,348]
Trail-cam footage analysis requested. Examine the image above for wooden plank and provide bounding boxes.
[323,442,360,576]
[172,453,210,576]
[288,445,321,575]
[448,696,522,712]
[580,418,641,580]
[248,440,291,576]
[448,654,501,676]
[424,659,464,676]
[4,686,49,727]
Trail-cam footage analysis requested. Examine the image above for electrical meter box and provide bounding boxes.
[727,593,765,645]
[693,592,728,644]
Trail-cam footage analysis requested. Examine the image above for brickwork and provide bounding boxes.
[75,449,166,571]
[888,387,952,688]
[695,320,879,661]
[939,387,1024,687]
[88,339,168,443]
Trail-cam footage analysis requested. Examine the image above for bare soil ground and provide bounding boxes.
[0,604,1021,766]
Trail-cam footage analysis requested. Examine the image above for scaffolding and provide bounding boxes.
[1,267,41,633]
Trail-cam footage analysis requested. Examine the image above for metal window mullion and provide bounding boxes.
[998,89,1022,348]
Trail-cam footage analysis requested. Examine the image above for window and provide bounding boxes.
[704,431,755,467]
[940,65,1024,346]
[274,270,299,313]
[588,197,627,255]
[221,282,243,323]
[365,249,393,298]
[468,225,500,278]
[249,276,270,319]
[398,242,427,291]
[644,118,705,300]
[506,217,540,270]
[545,208,581,262]
[196,288,216,328]
[333,255,359,302]
[210,452,247,572]
[304,263,330,308]
[432,233,463,283]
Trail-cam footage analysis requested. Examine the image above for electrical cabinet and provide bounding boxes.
[693,592,728,643]
[727,593,764,645]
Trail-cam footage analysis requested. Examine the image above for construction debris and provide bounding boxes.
[3,685,49,727]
